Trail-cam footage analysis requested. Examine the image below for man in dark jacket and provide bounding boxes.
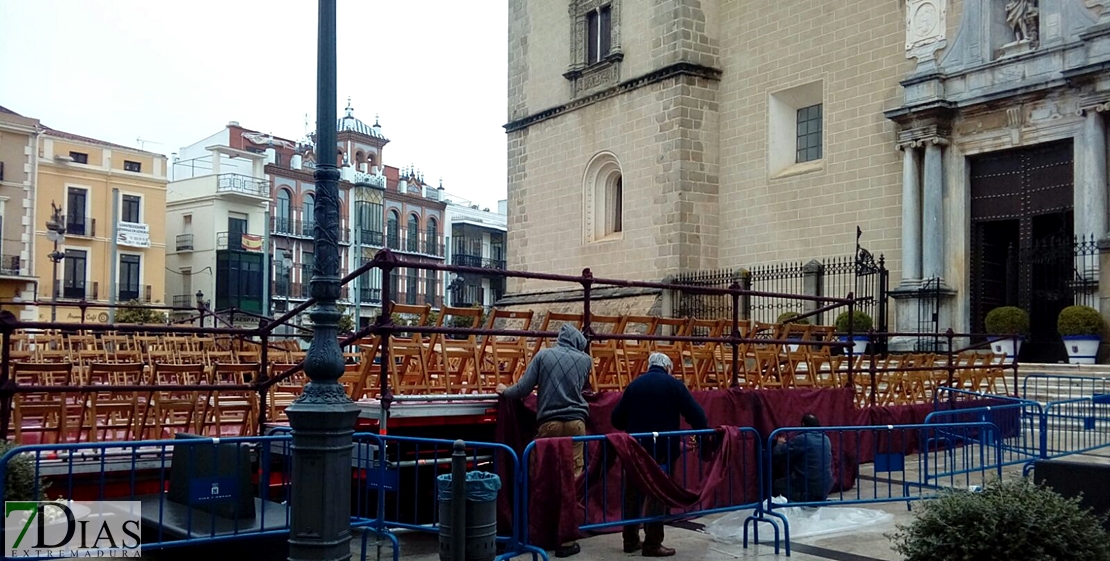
[611,352,708,558]
[497,323,592,558]
[772,413,833,503]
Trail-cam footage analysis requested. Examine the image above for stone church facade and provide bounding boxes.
[506,0,1110,357]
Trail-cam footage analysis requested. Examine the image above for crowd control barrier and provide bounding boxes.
[0,435,296,561]
[520,427,784,555]
[1022,373,1110,404]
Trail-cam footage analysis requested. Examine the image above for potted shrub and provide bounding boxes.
[777,311,810,352]
[985,306,1029,364]
[1,441,50,501]
[834,311,872,355]
[1058,305,1103,365]
[889,478,1110,561]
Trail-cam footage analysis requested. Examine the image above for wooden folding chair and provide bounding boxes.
[651,317,691,382]
[267,363,306,422]
[387,304,433,393]
[531,312,583,358]
[477,309,534,387]
[588,315,628,391]
[144,363,206,439]
[426,306,486,393]
[12,362,83,444]
[200,362,260,437]
[618,316,659,381]
[684,319,727,389]
[84,362,146,441]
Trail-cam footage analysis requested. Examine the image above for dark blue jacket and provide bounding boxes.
[773,432,833,501]
[611,366,709,464]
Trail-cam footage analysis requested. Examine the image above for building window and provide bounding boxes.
[274,153,282,166]
[303,193,315,236]
[796,104,823,164]
[424,271,437,307]
[586,5,611,65]
[566,0,622,96]
[119,254,141,301]
[425,218,438,255]
[228,216,247,250]
[66,187,88,235]
[583,151,623,242]
[69,152,88,164]
[769,81,824,177]
[63,249,87,299]
[387,210,400,249]
[407,214,420,252]
[123,160,141,172]
[276,189,292,234]
[216,251,264,313]
[406,269,419,305]
[121,194,141,223]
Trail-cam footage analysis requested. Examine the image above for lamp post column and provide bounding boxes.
[285,1,360,560]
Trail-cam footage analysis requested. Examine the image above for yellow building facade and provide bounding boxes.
[34,128,168,323]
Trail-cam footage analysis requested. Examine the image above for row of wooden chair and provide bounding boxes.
[12,361,260,444]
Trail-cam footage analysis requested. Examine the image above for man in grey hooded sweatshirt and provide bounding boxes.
[497,323,592,557]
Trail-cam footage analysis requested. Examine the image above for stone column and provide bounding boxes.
[922,138,947,282]
[899,142,923,283]
[1081,106,1109,241]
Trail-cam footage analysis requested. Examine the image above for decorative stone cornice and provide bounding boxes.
[895,124,953,148]
[504,62,723,133]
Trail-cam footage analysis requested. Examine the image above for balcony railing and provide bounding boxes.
[0,255,24,277]
[273,216,350,243]
[65,217,95,237]
[356,229,384,247]
[359,287,382,304]
[216,173,270,198]
[216,231,262,251]
[61,281,98,300]
[118,285,152,303]
[451,253,507,270]
[175,234,194,251]
[450,285,486,308]
[172,294,194,307]
[385,232,444,258]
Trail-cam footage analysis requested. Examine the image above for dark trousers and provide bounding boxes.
[622,467,667,548]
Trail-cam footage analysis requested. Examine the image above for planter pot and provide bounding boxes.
[839,336,868,355]
[1062,335,1101,365]
[787,338,802,353]
[988,336,1024,364]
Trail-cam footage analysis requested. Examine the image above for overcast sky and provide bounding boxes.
[0,1,509,208]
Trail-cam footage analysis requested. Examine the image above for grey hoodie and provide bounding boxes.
[503,323,592,424]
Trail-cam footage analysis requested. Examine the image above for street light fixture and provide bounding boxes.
[45,201,67,322]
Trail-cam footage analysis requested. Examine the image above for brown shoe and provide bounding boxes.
[623,540,643,553]
[642,545,675,557]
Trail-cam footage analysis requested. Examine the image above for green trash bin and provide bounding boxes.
[437,471,501,561]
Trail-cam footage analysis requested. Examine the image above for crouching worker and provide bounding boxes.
[611,352,708,557]
[772,413,833,503]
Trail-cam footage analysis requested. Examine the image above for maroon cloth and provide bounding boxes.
[496,387,1005,547]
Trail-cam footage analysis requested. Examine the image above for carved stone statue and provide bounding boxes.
[1005,0,1037,43]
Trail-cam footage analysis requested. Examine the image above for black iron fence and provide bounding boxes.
[672,253,889,330]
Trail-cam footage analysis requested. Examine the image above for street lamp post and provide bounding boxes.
[286,1,360,560]
[45,201,67,322]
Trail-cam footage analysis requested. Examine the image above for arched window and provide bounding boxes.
[426,218,438,255]
[407,214,420,252]
[302,193,315,236]
[276,189,292,234]
[583,152,623,242]
[387,210,400,249]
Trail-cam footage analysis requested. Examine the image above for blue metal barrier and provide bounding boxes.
[765,422,1004,520]
[359,434,544,561]
[924,399,1044,465]
[1042,395,1110,458]
[0,435,295,560]
[1022,373,1110,403]
[520,427,783,555]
